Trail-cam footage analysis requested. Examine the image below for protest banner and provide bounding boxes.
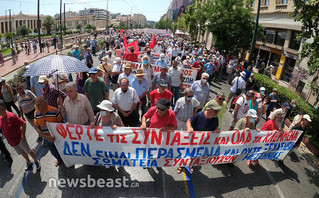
[47,123,302,168]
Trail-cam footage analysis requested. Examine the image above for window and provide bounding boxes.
[67,22,72,27]
[289,31,301,50]
[262,0,269,5]
[274,30,286,46]
[265,29,275,44]
[282,58,296,83]
[276,0,288,4]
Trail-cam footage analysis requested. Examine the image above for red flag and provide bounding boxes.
[123,36,127,47]
[149,35,156,49]
[126,40,139,56]
[120,28,124,34]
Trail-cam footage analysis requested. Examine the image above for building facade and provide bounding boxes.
[0,12,46,34]
[56,15,96,31]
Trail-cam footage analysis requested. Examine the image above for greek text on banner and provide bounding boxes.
[47,123,302,168]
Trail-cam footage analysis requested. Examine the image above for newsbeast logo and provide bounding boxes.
[48,175,139,188]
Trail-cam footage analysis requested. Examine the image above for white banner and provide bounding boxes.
[121,60,197,89]
[47,123,302,168]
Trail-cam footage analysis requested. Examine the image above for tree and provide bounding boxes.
[176,15,187,32]
[4,32,14,41]
[42,16,55,35]
[205,0,255,53]
[85,24,96,31]
[33,27,38,33]
[292,0,319,93]
[16,25,30,37]
[76,24,82,30]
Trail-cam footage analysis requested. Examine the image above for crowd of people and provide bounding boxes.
[0,30,311,174]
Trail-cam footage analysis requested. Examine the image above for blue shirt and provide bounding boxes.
[267,93,277,111]
[155,59,168,67]
[132,78,149,97]
[85,51,93,65]
[91,40,98,47]
[190,111,218,131]
[205,62,216,75]
[72,49,81,60]
[86,40,91,47]
[30,76,43,97]
[191,80,210,108]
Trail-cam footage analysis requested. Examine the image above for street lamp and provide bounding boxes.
[248,0,261,66]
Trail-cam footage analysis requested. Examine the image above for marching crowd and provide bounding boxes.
[0,30,311,174]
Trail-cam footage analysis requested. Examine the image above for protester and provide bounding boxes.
[152,64,172,90]
[112,77,139,126]
[0,99,41,171]
[0,77,21,117]
[72,45,82,61]
[95,100,124,129]
[123,46,138,62]
[34,96,63,167]
[266,88,278,120]
[0,51,4,66]
[140,98,177,131]
[38,75,67,109]
[234,109,259,167]
[268,102,291,129]
[141,55,154,90]
[132,68,149,120]
[0,133,12,167]
[58,82,95,127]
[192,56,205,80]
[117,63,134,86]
[191,73,210,111]
[155,53,168,67]
[84,47,94,68]
[261,110,285,131]
[183,56,192,69]
[174,88,200,130]
[76,72,88,94]
[150,79,172,107]
[284,99,297,126]
[98,48,107,63]
[91,38,98,56]
[202,92,227,129]
[245,73,256,92]
[229,90,254,131]
[84,67,109,115]
[111,57,123,89]
[226,71,246,109]
[52,74,69,93]
[186,100,221,172]
[30,75,43,97]
[168,60,183,105]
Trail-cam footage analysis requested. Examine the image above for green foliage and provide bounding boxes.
[4,32,15,41]
[42,16,55,34]
[33,28,38,33]
[76,24,82,30]
[7,67,27,88]
[85,24,96,31]
[176,15,187,32]
[155,18,173,30]
[205,0,255,53]
[254,73,319,149]
[0,33,2,40]
[1,48,11,56]
[16,25,30,37]
[291,0,319,95]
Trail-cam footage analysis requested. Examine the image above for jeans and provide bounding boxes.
[171,86,180,106]
[44,139,62,162]
[5,100,21,116]
[92,46,96,55]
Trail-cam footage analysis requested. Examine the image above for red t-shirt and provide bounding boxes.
[123,53,138,62]
[192,61,204,77]
[0,111,26,146]
[144,106,177,129]
[150,89,173,106]
[261,119,279,131]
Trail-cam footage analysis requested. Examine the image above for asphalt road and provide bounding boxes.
[1,51,319,198]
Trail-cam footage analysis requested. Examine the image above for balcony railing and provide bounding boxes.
[276,4,288,10]
[260,6,269,11]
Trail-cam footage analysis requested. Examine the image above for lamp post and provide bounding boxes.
[59,0,63,49]
[37,0,42,53]
[247,0,261,66]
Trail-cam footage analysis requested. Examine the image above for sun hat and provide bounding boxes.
[97,100,114,111]
[134,68,146,76]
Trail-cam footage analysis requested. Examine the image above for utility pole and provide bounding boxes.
[248,0,261,66]
[106,0,109,34]
[130,7,132,29]
[37,0,42,53]
[64,3,66,35]
[126,15,128,28]
[59,0,63,49]
[9,9,12,47]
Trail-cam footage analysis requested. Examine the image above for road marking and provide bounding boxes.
[260,161,285,198]
[183,167,196,198]
[182,168,190,198]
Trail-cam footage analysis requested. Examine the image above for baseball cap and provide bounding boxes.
[156,98,170,110]
[158,79,168,87]
[303,114,311,122]
[247,109,258,118]
[205,100,222,110]
[38,75,48,83]
[282,102,291,109]
[240,71,246,78]
[88,67,98,74]
[260,87,266,91]
[0,77,5,82]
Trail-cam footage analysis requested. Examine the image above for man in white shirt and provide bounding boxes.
[226,71,246,109]
[168,60,183,106]
[229,90,254,130]
[113,77,140,126]
[154,43,163,54]
[117,63,135,86]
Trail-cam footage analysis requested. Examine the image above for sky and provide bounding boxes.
[0,0,172,21]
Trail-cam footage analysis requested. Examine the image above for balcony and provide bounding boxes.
[260,6,269,11]
[276,4,288,10]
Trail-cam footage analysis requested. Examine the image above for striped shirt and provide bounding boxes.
[17,90,36,114]
[42,85,67,108]
[174,97,200,122]
[34,106,63,134]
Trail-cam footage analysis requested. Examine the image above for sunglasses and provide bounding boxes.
[120,84,129,86]
[218,98,225,101]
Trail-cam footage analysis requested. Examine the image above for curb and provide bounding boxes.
[300,142,319,171]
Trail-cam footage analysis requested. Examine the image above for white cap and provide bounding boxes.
[260,87,266,91]
[97,100,114,112]
[247,109,258,118]
[303,114,311,122]
[38,76,48,83]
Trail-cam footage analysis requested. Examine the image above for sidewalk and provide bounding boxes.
[1,46,58,76]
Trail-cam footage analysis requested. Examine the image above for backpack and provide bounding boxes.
[231,95,245,110]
